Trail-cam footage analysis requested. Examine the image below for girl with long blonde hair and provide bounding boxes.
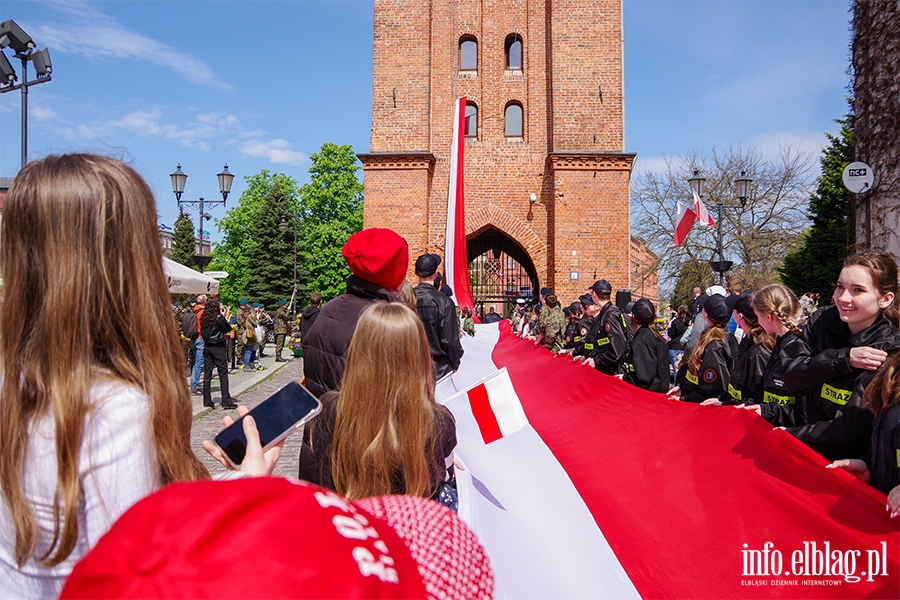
[301,302,456,501]
[0,154,208,596]
[750,284,809,427]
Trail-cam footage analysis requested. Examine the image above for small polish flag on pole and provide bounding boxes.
[674,201,696,246]
[691,187,715,227]
[453,367,528,445]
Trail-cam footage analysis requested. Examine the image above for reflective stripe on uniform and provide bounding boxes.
[763,391,795,406]
[596,337,610,346]
[686,371,699,385]
[821,383,851,406]
[584,343,594,350]
[728,383,742,401]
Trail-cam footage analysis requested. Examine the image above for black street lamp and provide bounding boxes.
[170,164,234,272]
[688,169,753,286]
[0,19,53,169]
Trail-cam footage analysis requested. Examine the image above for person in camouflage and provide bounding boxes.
[533,294,566,353]
[273,299,291,362]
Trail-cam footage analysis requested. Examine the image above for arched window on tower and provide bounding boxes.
[465,102,478,137]
[460,37,478,71]
[505,34,522,70]
[505,102,523,138]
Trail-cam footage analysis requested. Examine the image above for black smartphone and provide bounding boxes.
[214,381,322,465]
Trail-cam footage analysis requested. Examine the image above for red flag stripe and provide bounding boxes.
[467,383,503,444]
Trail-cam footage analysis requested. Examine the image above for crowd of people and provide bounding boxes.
[2,152,897,597]
[0,155,491,598]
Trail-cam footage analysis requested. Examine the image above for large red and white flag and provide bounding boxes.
[692,186,715,227]
[674,200,696,246]
[437,322,899,599]
[444,97,475,314]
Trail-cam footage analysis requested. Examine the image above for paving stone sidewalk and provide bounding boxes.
[190,357,305,479]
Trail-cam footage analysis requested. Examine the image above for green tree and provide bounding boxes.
[670,259,714,312]
[298,143,364,301]
[244,179,306,307]
[210,171,302,307]
[170,210,197,268]
[780,104,854,299]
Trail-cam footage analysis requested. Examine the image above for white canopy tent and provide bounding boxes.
[163,257,220,295]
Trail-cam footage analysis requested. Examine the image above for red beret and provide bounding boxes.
[60,478,494,600]
[342,228,409,291]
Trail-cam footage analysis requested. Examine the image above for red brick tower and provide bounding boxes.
[359,0,635,306]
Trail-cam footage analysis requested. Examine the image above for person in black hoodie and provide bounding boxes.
[668,294,737,403]
[749,284,810,426]
[623,299,670,392]
[300,292,322,347]
[666,304,690,371]
[200,299,238,409]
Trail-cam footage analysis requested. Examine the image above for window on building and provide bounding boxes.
[505,102,523,137]
[465,102,478,137]
[505,34,522,69]
[460,37,478,71]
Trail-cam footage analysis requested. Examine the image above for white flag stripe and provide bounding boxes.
[482,369,528,437]
[444,98,462,298]
[441,325,641,599]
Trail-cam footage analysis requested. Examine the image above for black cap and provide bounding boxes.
[540,287,553,296]
[563,307,571,317]
[631,298,655,325]
[726,291,756,322]
[704,294,730,324]
[590,280,612,295]
[579,293,595,306]
[439,284,453,297]
[624,301,635,314]
[568,301,583,316]
[414,253,442,277]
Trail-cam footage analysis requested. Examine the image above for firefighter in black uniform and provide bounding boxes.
[724,291,773,405]
[563,294,597,358]
[562,302,582,350]
[583,280,628,376]
[671,294,736,403]
[622,298,670,392]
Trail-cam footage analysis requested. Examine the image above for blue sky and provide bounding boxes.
[1,0,851,241]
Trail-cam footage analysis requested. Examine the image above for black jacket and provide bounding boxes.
[414,282,463,378]
[300,305,321,339]
[623,326,669,392]
[727,336,770,405]
[759,332,811,427]
[571,314,594,357]
[783,307,900,460]
[679,336,736,403]
[302,276,397,397]
[867,404,899,495]
[585,302,628,376]
[200,314,231,347]
[563,321,577,349]
[667,318,688,351]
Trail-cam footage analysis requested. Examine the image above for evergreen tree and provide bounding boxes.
[170,210,197,268]
[298,143,364,302]
[244,180,306,307]
[210,171,302,307]
[780,103,854,299]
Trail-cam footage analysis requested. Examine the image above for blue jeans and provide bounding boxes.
[191,338,205,389]
[668,349,682,370]
[243,346,253,369]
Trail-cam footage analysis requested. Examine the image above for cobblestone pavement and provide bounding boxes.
[191,358,305,479]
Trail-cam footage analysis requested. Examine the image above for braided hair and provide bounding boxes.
[752,285,802,336]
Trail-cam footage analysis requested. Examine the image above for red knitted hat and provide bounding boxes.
[60,478,493,600]
[342,228,409,291]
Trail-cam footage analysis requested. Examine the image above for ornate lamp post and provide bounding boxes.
[170,164,234,272]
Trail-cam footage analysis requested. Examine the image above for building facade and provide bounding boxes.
[360,0,638,305]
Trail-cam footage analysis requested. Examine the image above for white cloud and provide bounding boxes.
[31,106,60,121]
[26,0,230,91]
[61,109,238,150]
[240,139,307,166]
